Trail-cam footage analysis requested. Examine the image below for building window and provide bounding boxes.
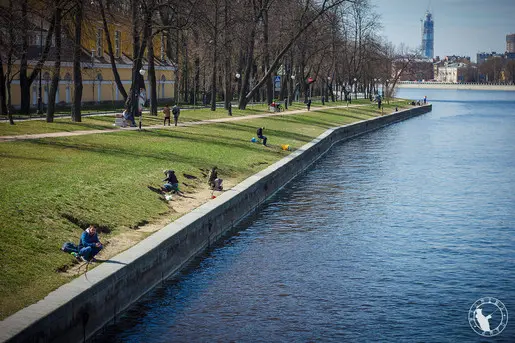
[114,31,121,58]
[96,28,103,57]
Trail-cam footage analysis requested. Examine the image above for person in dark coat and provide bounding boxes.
[256,127,268,146]
[162,170,181,193]
[172,105,180,126]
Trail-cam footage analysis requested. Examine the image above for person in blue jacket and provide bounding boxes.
[79,225,103,262]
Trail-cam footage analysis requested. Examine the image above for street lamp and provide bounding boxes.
[353,77,357,100]
[326,76,331,102]
[138,68,145,130]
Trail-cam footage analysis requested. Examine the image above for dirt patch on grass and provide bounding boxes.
[61,179,234,276]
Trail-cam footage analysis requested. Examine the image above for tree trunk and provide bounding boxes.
[210,5,219,111]
[263,9,273,105]
[238,26,256,110]
[99,0,127,100]
[223,0,231,114]
[46,6,62,122]
[71,0,83,122]
[19,10,56,115]
[0,54,7,120]
[19,0,30,114]
[148,32,157,115]
[194,50,200,106]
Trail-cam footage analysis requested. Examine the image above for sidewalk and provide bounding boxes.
[0,104,367,143]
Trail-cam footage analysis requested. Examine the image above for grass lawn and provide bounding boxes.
[0,99,408,319]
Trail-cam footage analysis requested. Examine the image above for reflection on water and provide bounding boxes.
[96,89,515,343]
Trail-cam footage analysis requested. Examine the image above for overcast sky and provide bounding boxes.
[370,0,515,61]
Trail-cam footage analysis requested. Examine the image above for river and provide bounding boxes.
[96,89,515,342]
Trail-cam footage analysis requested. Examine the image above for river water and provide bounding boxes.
[96,89,515,342]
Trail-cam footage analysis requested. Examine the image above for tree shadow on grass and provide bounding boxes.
[27,139,210,165]
[312,110,373,123]
[26,128,275,166]
[0,153,52,162]
[52,121,116,131]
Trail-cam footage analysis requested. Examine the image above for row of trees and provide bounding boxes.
[0,0,415,125]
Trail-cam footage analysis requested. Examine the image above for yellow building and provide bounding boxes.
[5,12,176,109]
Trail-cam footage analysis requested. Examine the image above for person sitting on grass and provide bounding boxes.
[208,166,218,189]
[78,225,103,262]
[256,127,268,146]
[162,169,182,194]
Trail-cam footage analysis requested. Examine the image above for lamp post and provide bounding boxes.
[385,79,389,103]
[228,72,240,116]
[327,76,331,102]
[138,68,145,130]
[353,77,357,100]
[290,74,295,103]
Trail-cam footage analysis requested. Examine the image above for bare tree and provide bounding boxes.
[71,0,84,122]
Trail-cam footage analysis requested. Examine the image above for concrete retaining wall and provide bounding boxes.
[0,104,432,343]
[397,83,515,91]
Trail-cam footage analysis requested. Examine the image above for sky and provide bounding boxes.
[370,0,515,62]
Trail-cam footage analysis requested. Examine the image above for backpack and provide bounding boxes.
[172,107,179,115]
[61,242,79,254]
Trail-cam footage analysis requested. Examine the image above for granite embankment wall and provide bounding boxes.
[0,104,432,343]
[397,82,515,91]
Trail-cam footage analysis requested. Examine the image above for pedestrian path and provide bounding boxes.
[0,104,368,143]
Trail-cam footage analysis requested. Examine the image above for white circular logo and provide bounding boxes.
[468,297,508,337]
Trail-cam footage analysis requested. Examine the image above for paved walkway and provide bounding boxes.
[0,104,368,143]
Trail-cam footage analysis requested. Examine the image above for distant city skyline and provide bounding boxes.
[370,0,515,62]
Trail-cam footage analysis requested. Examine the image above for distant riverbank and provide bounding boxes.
[397,82,515,91]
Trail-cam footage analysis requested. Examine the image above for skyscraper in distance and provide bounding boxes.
[421,11,434,59]
[507,34,515,53]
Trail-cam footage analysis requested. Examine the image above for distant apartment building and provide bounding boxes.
[477,52,504,64]
[507,34,515,53]
[421,11,434,59]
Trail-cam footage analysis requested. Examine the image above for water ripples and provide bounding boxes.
[97,90,515,342]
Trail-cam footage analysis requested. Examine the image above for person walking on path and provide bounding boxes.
[257,127,267,146]
[79,225,103,262]
[172,104,180,126]
[424,95,427,104]
[163,104,171,126]
[306,99,312,111]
